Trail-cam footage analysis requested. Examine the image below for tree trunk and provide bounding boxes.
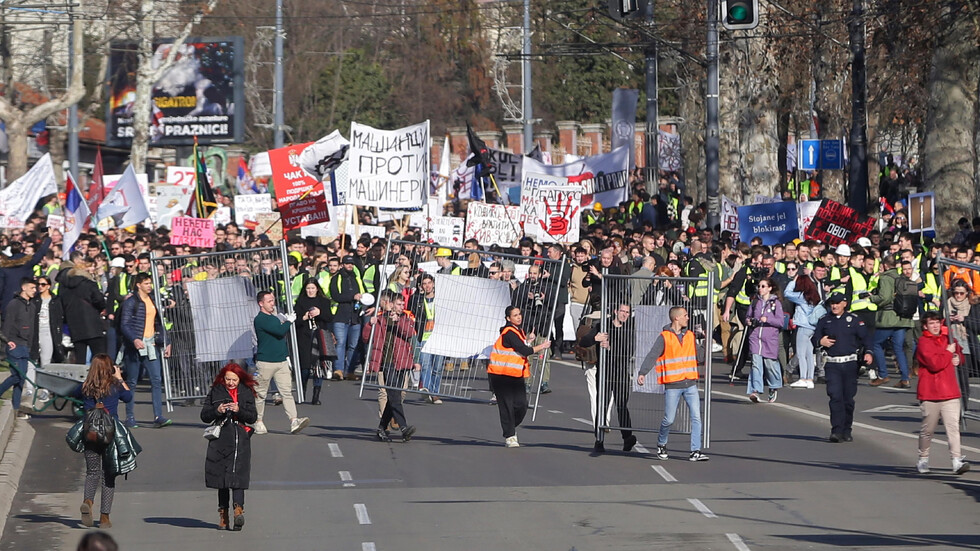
[737,3,780,201]
[922,8,979,239]
[672,55,705,205]
[811,0,849,202]
[4,120,29,182]
[49,122,67,188]
[718,39,744,203]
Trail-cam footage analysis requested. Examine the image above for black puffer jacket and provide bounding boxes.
[57,266,107,341]
[201,384,257,490]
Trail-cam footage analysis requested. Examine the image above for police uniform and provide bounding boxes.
[811,293,872,442]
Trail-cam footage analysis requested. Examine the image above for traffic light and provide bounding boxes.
[608,0,641,22]
[721,0,759,31]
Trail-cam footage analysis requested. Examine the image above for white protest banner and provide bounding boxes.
[535,185,583,244]
[235,193,272,226]
[721,195,740,236]
[46,214,65,232]
[464,202,521,248]
[521,146,629,211]
[410,197,442,228]
[796,200,821,240]
[0,153,56,227]
[347,120,429,208]
[520,172,568,236]
[425,216,465,246]
[214,206,232,225]
[170,216,216,248]
[353,225,386,240]
[156,185,193,228]
[165,166,196,187]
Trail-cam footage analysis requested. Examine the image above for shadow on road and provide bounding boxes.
[143,517,215,529]
[12,513,81,529]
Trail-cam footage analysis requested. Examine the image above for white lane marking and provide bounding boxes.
[726,533,751,551]
[328,443,343,458]
[354,503,371,525]
[339,471,355,487]
[712,389,980,454]
[651,465,677,482]
[634,443,650,454]
[548,409,563,414]
[687,498,717,518]
[362,543,377,551]
[572,417,592,426]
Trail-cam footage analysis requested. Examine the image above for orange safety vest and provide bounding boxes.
[488,326,531,378]
[656,329,699,385]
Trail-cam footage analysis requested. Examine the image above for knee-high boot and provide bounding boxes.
[311,386,322,405]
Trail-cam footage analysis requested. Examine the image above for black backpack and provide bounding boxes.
[572,317,598,366]
[892,277,919,319]
[83,402,115,447]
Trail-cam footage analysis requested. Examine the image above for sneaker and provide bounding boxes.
[273,393,283,406]
[917,457,930,474]
[253,421,268,435]
[656,445,668,460]
[290,417,310,434]
[953,457,971,475]
[806,380,815,389]
[376,428,391,442]
[749,393,760,403]
[401,425,417,442]
[489,394,497,405]
[828,433,842,443]
[789,379,809,388]
[689,450,710,462]
[711,342,723,353]
[431,397,443,405]
[504,436,520,448]
[16,413,30,420]
[540,383,552,394]
[154,417,172,428]
[125,418,138,429]
[623,434,637,452]
[768,389,778,403]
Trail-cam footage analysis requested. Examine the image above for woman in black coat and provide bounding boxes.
[201,363,258,531]
[294,278,333,405]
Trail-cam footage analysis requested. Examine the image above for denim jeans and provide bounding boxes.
[123,347,164,421]
[0,344,29,410]
[795,326,816,380]
[658,384,702,452]
[873,327,909,380]
[332,322,361,375]
[419,351,445,393]
[748,354,782,395]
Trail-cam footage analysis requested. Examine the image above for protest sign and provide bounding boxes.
[464,202,521,247]
[424,216,465,246]
[214,206,232,225]
[165,166,196,188]
[805,199,875,247]
[354,225,386,240]
[269,143,330,230]
[522,146,629,211]
[737,201,799,245]
[235,193,273,226]
[156,185,193,228]
[721,195,740,237]
[520,172,568,235]
[907,192,935,233]
[796,201,821,240]
[0,153,56,227]
[170,216,215,248]
[347,120,429,209]
[255,212,283,243]
[535,185,583,244]
[46,214,65,232]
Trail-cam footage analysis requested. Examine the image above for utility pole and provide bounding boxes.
[273,0,285,148]
[847,0,868,214]
[706,0,720,230]
[522,0,533,153]
[67,8,78,181]
[644,0,658,186]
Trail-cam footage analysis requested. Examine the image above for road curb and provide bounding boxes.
[0,402,35,539]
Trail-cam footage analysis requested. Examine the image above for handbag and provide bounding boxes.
[315,327,338,360]
[203,418,225,440]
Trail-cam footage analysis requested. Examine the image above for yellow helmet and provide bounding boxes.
[435,248,453,257]
[592,202,603,212]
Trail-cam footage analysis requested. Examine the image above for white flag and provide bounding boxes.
[298,130,350,181]
[437,136,450,203]
[97,165,150,227]
[0,153,56,225]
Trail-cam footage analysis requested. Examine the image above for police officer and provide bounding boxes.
[812,293,873,443]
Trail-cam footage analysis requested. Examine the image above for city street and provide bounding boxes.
[2,359,978,551]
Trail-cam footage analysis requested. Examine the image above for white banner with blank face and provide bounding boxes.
[347,120,430,209]
[186,277,259,362]
[421,274,512,359]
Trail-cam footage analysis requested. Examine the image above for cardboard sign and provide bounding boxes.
[269,143,330,230]
[805,198,875,247]
[737,202,800,246]
[156,185,193,228]
[721,195,740,237]
[796,201,821,240]
[464,202,521,247]
[165,166,196,188]
[347,120,429,209]
[907,192,935,233]
[235,193,273,226]
[255,212,283,243]
[46,214,65,232]
[170,216,215,248]
[520,172,568,236]
[535,185,583,244]
[423,216,465,246]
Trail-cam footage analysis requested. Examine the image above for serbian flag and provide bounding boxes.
[879,196,894,216]
[63,172,91,260]
[236,157,258,194]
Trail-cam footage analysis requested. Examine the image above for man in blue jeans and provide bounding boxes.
[637,306,709,462]
[0,278,38,419]
[328,256,367,381]
[120,273,172,428]
[869,256,914,388]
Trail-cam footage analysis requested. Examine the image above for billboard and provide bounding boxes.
[106,36,245,147]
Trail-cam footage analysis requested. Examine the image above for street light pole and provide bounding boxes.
[706,0,720,230]
[273,0,285,148]
[847,0,868,214]
[68,9,78,181]
[522,0,533,153]
[644,0,659,186]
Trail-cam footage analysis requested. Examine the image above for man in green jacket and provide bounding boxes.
[869,255,914,387]
[253,291,310,435]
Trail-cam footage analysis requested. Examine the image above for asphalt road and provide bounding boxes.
[3,359,979,551]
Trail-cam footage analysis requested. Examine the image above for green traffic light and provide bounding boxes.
[728,5,748,22]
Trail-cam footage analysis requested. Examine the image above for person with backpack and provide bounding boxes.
[745,278,784,403]
[79,354,133,529]
[869,255,915,387]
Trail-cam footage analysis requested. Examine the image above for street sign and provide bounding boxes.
[798,139,845,171]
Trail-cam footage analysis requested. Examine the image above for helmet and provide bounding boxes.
[434,248,453,257]
[592,202,603,212]
[834,244,851,257]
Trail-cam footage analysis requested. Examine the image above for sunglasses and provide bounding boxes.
[38,282,50,287]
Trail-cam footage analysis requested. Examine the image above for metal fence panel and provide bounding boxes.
[936,256,979,423]
[358,240,566,421]
[596,272,713,448]
[150,242,301,410]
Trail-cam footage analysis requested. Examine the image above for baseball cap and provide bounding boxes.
[826,293,847,305]
[342,255,355,264]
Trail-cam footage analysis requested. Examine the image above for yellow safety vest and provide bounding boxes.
[849,267,876,312]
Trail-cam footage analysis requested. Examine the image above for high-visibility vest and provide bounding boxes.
[328,271,366,315]
[422,298,435,341]
[735,277,751,306]
[655,329,699,385]
[774,261,786,274]
[830,266,847,295]
[684,260,709,298]
[362,264,378,294]
[849,267,876,312]
[488,326,530,378]
[922,272,941,312]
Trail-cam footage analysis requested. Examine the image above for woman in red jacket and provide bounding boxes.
[914,312,970,475]
[364,290,417,443]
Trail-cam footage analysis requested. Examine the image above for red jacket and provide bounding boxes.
[362,311,417,373]
[914,325,963,402]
